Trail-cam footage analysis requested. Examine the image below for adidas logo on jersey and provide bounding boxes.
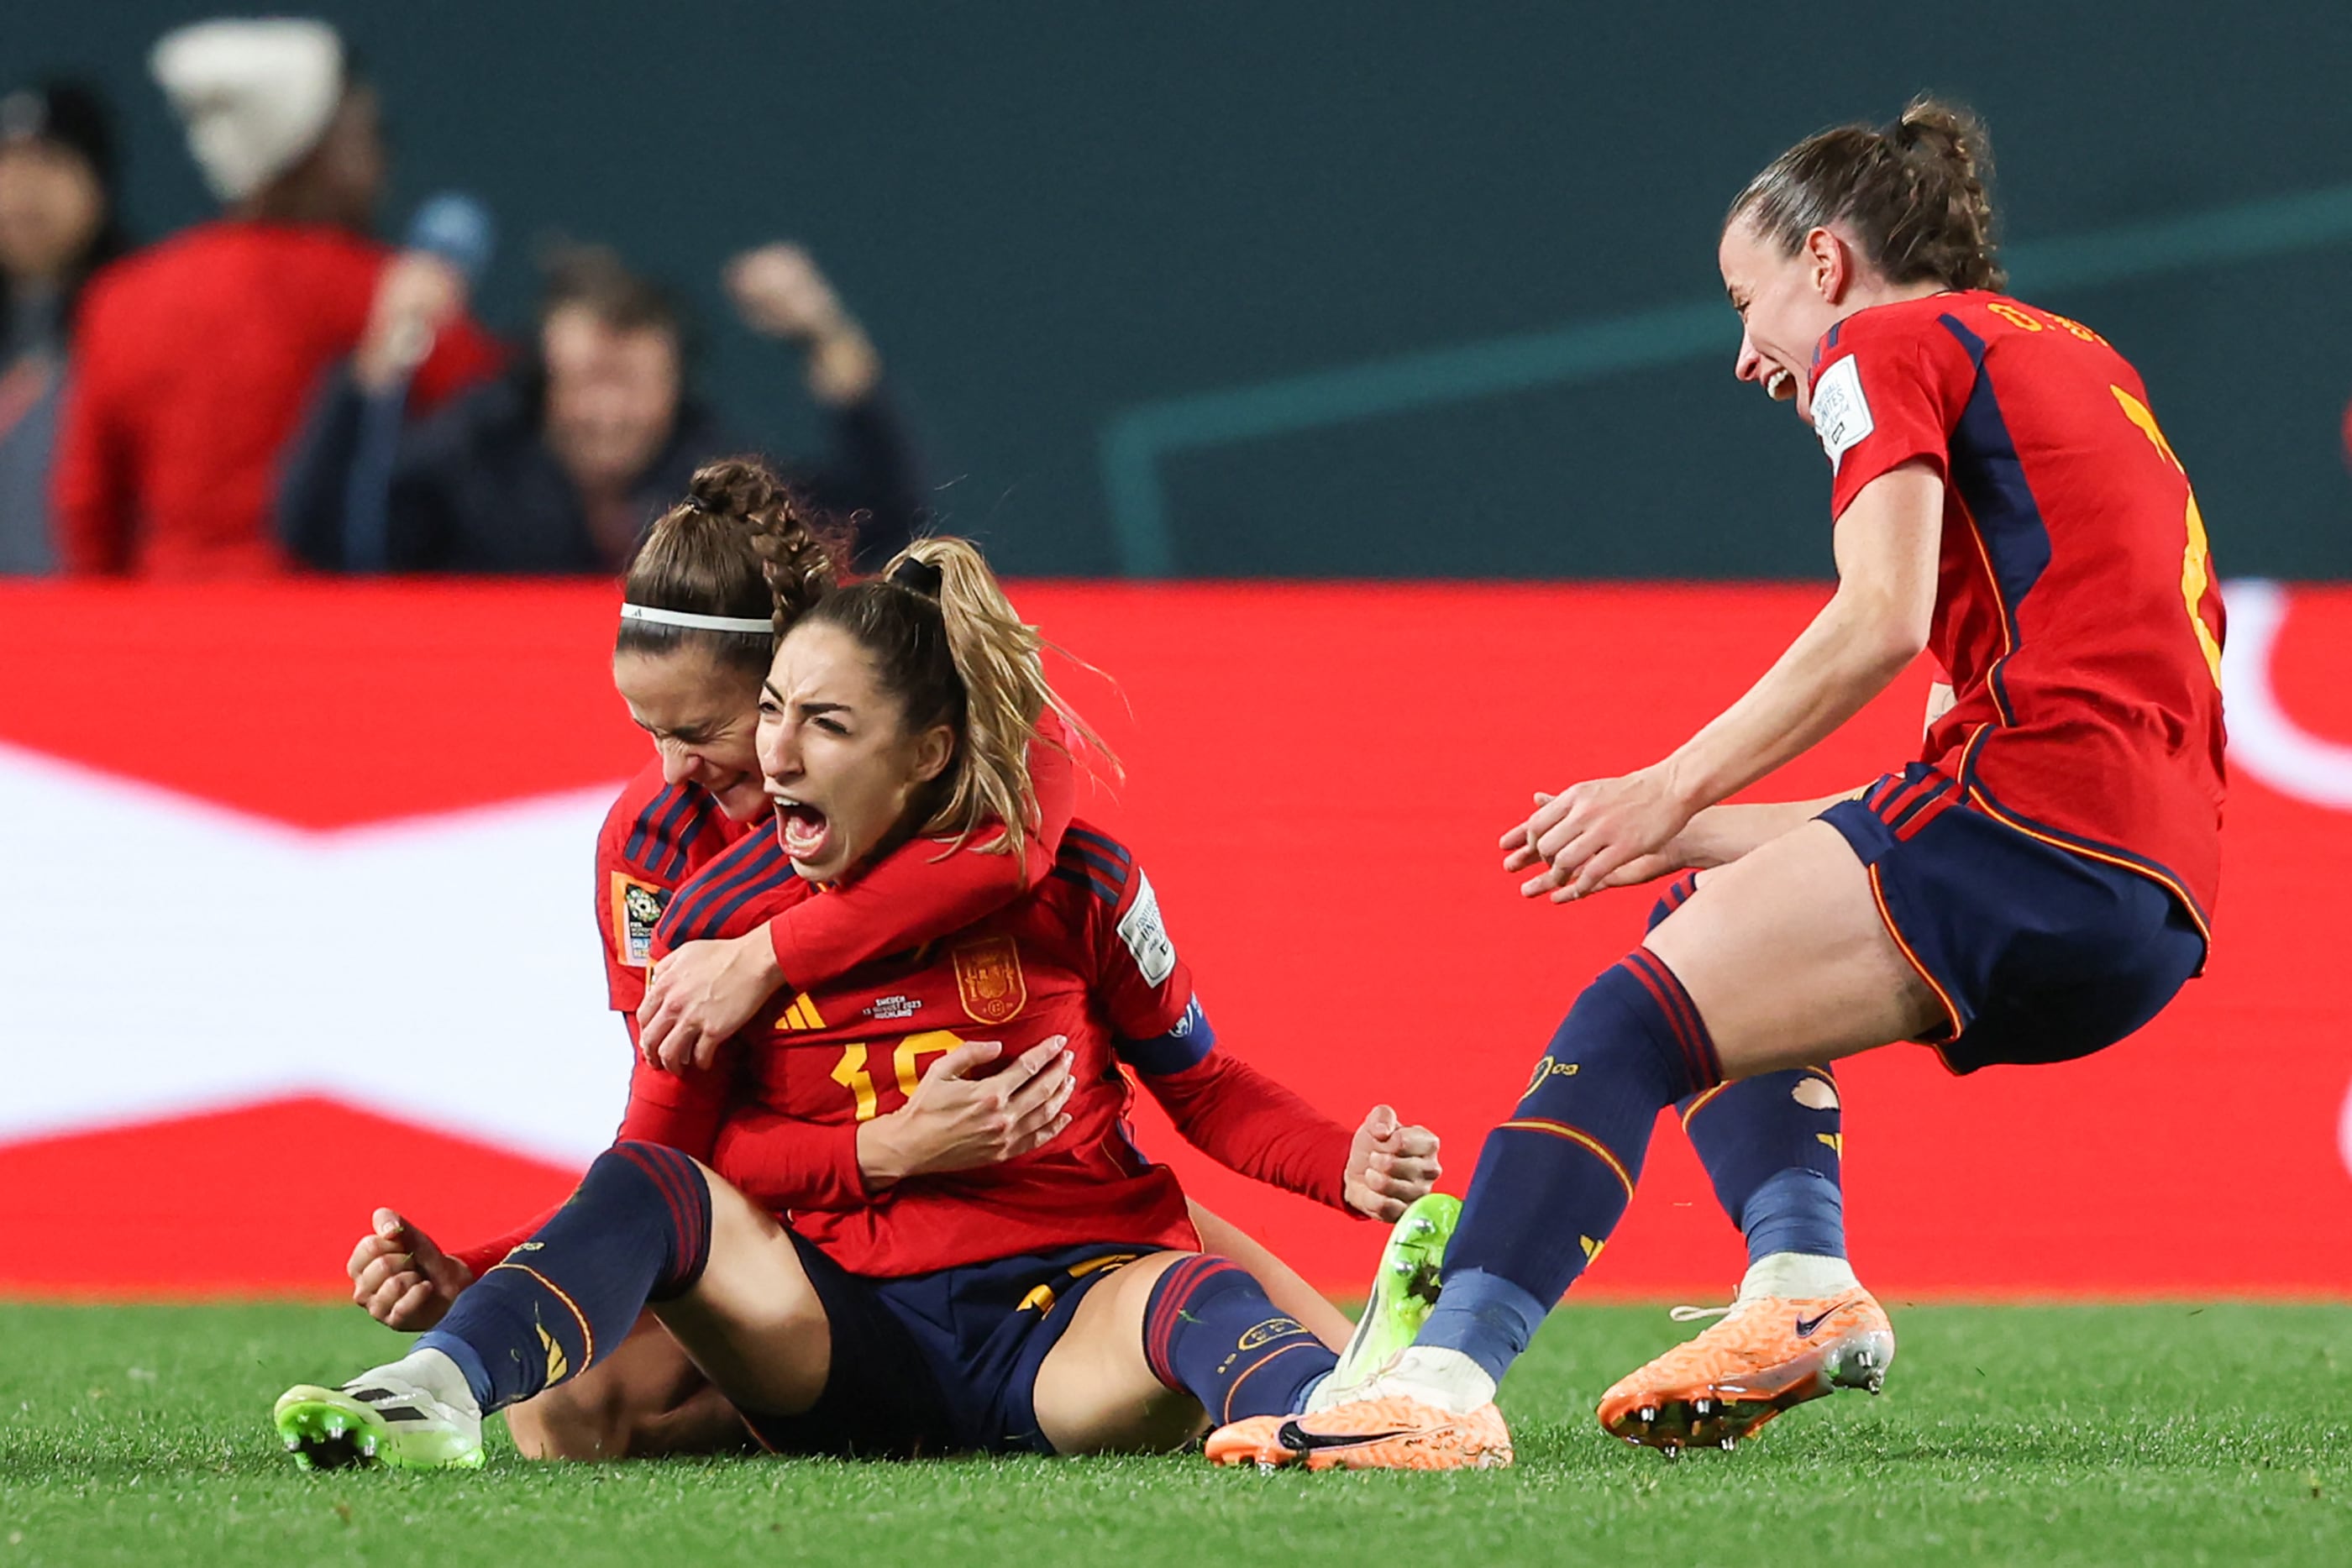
[774,994,827,1031]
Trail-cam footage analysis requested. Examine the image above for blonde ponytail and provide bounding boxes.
[798,536,1112,859]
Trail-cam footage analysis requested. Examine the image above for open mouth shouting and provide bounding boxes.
[771,792,832,863]
[1764,366,1796,402]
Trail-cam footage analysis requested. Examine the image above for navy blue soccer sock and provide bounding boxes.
[1142,1255,1336,1426]
[1646,873,1847,1265]
[1678,1071,1846,1264]
[418,1141,711,1413]
[1420,951,1722,1385]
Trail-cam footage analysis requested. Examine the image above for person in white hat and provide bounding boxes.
[49,18,499,578]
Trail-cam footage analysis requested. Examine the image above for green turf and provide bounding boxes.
[3,1301,2348,1566]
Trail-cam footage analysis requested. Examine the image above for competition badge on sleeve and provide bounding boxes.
[1809,355,1873,475]
[1116,872,1177,987]
[610,873,670,968]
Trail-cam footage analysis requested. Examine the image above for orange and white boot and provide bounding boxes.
[1596,1260,1893,1457]
[1208,1348,1514,1472]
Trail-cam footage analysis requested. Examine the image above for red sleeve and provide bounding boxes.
[1142,1051,1355,1214]
[49,302,130,574]
[1084,849,1358,1213]
[763,715,1079,988]
[595,810,657,1015]
[1813,312,1972,520]
[709,1110,870,1213]
[449,1205,559,1279]
[611,1043,731,1160]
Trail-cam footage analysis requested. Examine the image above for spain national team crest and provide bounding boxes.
[953,936,1027,1025]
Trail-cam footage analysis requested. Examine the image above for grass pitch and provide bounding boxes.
[3,1301,2347,1566]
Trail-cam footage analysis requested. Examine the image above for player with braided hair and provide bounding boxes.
[333,459,1365,1460]
[277,530,1445,1468]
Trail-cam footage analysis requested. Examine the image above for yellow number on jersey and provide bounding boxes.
[829,1030,969,1121]
[829,1043,878,1121]
[2111,385,2223,687]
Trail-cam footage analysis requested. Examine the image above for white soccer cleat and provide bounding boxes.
[273,1353,485,1471]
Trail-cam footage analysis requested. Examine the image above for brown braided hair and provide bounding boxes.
[616,457,848,678]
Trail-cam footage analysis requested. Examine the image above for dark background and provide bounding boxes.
[19,1,2352,577]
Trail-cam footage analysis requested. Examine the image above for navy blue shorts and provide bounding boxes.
[739,1232,1148,1457]
[1819,764,2208,1075]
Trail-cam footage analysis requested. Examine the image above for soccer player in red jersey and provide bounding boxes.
[1236,98,2225,1471]
[339,462,1365,1458]
[297,527,1439,1466]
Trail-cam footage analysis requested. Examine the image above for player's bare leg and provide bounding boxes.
[1029,1251,1208,1454]
[504,1313,752,1460]
[633,1162,832,1419]
[1645,820,1938,1078]
[1035,1245,1347,1457]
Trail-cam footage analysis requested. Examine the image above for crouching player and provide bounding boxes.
[276,535,1447,1466]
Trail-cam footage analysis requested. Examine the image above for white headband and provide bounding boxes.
[619,604,774,634]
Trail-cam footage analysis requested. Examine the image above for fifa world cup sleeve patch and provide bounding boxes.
[610,873,672,968]
[1810,354,1874,475]
[1116,871,1178,987]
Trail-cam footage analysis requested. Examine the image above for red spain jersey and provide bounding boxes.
[594,760,749,1015]
[634,819,1353,1277]
[1812,291,2227,931]
[593,721,1082,1016]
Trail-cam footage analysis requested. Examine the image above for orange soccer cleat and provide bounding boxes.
[1595,1290,1894,1457]
[1205,1395,1513,1472]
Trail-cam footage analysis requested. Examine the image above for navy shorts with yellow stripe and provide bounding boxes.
[740,1231,1146,1457]
[1819,763,2207,1074]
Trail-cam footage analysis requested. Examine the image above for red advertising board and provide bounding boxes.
[3,579,2346,1300]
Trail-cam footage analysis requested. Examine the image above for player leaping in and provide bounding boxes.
[1215,97,2225,1470]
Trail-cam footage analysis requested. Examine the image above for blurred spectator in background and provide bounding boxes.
[50,18,499,578]
[0,81,129,575]
[279,241,921,574]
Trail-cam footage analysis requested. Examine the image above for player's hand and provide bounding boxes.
[1505,768,1694,903]
[1503,790,1688,894]
[353,251,467,393]
[1342,1104,1441,1221]
[639,931,785,1073]
[346,1208,472,1331]
[860,1037,1075,1185]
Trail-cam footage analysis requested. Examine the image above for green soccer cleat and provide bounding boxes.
[273,1362,485,1473]
[1322,1192,1461,1403]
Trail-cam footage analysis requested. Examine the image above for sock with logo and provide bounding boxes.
[1142,1255,1336,1426]
[1420,951,1722,1386]
[1678,1070,1848,1265]
[419,1141,711,1413]
[1646,876,1851,1267]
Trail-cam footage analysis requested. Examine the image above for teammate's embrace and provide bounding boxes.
[275,532,1446,1466]
[1228,98,2224,1470]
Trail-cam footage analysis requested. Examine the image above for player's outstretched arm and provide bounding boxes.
[638,721,1080,1072]
[1510,459,1944,903]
